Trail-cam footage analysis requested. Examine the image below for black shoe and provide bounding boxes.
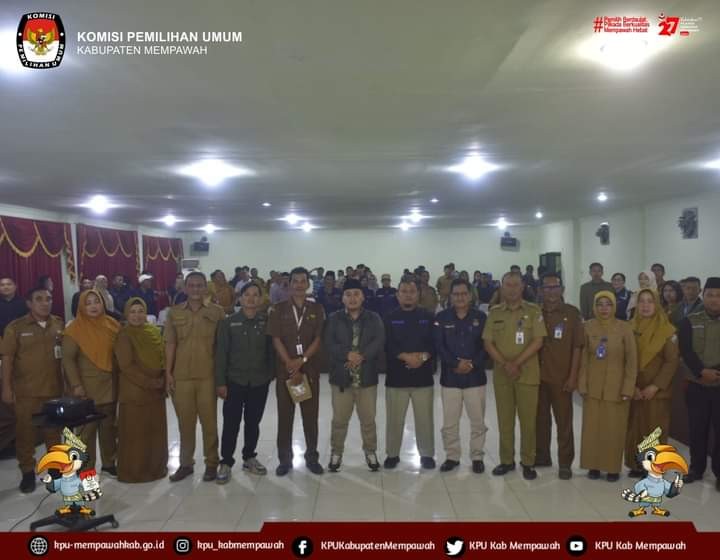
[328,454,342,472]
[275,463,293,477]
[306,461,324,475]
[420,456,436,470]
[169,466,194,482]
[19,472,35,493]
[628,469,644,478]
[607,473,620,482]
[492,463,516,476]
[384,456,400,469]
[558,467,572,480]
[365,452,380,472]
[521,464,537,480]
[534,459,552,467]
[101,465,117,478]
[440,459,460,472]
[587,469,600,480]
[472,460,485,474]
[683,471,702,483]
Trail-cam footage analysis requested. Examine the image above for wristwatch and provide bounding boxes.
[421,352,429,362]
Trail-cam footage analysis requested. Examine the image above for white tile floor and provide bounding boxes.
[1,372,718,531]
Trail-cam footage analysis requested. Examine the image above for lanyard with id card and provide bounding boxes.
[596,336,608,360]
[554,321,564,340]
[292,304,306,355]
[515,320,524,345]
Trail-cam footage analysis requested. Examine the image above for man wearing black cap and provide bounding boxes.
[678,276,720,492]
[323,278,385,472]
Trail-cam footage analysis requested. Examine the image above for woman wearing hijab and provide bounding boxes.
[62,289,121,474]
[114,297,168,482]
[626,270,657,319]
[579,291,637,481]
[210,270,235,315]
[625,288,679,477]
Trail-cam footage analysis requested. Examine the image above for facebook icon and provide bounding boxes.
[292,536,314,558]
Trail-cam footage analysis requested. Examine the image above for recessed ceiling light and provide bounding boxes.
[535,211,544,219]
[284,213,300,225]
[162,214,177,226]
[301,222,314,232]
[85,195,110,215]
[447,153,500,180]
[703,159,720,169]
[409,210,423,224]
[262,202,271,207]
[398,221,411,231]
[430,198,439,203]
[597,192,608,202]
[202,224,217,234]
[178,159,252,187]
[496,217,508,230]
[577,34,670,72]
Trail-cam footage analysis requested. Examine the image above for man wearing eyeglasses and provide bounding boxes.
[535,273,584,480]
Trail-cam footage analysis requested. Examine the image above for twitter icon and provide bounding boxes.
[445,537,466,557]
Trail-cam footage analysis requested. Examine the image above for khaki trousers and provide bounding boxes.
[385,386,434,458]
[494,378,539,466]
[330,384,377,455]
[535,381,575,468]
[441,385,487,461]
[77,402,117,470]
[14,397,62,473]
[172,377,219,469]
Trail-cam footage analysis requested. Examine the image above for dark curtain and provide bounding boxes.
[0,216,75,319]
[77,224,140,287]
[143,236,183,311]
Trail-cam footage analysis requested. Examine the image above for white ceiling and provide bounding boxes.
[1,0,719,232]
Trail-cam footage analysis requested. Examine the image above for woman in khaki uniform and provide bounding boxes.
[114,297,168,482]
[625,289,679,477]
[62,290,121,474]
[210,270,236,315]
[579,291,637,481]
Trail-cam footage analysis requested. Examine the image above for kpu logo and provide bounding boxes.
[17,12,66,69]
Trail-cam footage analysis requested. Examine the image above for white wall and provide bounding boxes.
[577,207,645,292]
[181,226,543,284]
[644,193,720,283]
[537,220,577,305]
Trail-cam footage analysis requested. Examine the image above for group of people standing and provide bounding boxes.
[1,260,718,500]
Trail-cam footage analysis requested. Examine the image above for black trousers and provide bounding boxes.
[685,382,720,478]
[220,380,270,467]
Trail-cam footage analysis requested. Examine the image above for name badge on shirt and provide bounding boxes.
[554,324,564,340]
[596,337,608,360]
[515,331,525,345]
[54,345,63,359]
[296,344,304,356]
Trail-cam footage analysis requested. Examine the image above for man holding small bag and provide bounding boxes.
[267,267,326,476]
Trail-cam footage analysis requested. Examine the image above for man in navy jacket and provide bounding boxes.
[434,278,488,473]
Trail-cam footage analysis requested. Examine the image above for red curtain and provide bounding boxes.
[143,236,183,310]
[76,224,140,286]
[0,216,75,319]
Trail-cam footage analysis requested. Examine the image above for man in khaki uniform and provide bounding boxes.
[0,288,63,493]
[418,270,439,313]
[484,271,546,480]
[267,267,326,476]
[436,264,455,308]
[536,273,583,480]
[165,272,225,482]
